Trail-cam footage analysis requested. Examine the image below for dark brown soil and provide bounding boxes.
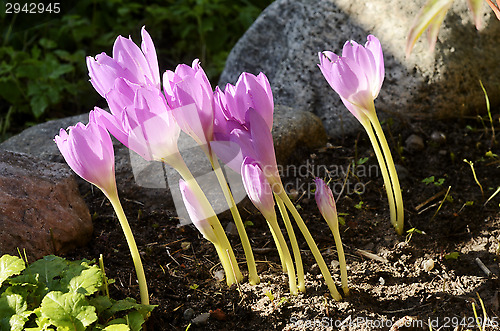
[66,115,500,330]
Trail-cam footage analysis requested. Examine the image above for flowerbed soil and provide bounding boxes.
[66,115,500,330]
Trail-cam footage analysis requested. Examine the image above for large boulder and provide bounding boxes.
[219,0,500,137]
[0,150,93,260]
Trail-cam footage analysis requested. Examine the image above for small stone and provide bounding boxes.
[378,277,385,286]
[183,308,195,321]
[214,269,225,281]
[422,259,435,272]
[430,131,446,144]
[225,222,238,236]
[363,242,375,251]
[289,188,299,200]
[191,312,210,326]
[396,241,408,250]
[331,260,340,271]
[405,134,425,151]
[210,308,227,321]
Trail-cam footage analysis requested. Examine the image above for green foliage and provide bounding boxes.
[1,0,273,140]
[0,254,155,330]
[264,290,274,301]
[405,227,425,243]
[422,176,445,186]
[444,251,460,260]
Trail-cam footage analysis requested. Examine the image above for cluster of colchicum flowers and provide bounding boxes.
[55,27,403,303]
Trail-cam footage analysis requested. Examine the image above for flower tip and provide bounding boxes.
[54,128,67,142]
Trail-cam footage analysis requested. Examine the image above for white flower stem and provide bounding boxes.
[277,190,342,301]
[360,118,398,233]
[164,153,243,285]
[266,214,298,294]
[275,193,305,293]
[323,211,349,295]
[278,190,342,301]
[267,220,287,273]
[210,152,260,285]
[106,193,149,305]
[366,113,404,235]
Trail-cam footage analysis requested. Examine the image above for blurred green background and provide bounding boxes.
[0,0,274,141]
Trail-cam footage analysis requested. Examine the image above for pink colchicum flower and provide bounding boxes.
[93,78,180,162]
[54,110,116,195]
[241,157,276,221]
[314,178,338,222]
[318,35,384,121]
[314,177,349,294]
[212,108,281,187]
[87,26,160,98]
[163,60,214,152]
[211,72,280,187]
[179,179,218,243]
[214,72,273,133]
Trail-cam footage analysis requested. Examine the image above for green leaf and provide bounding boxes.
[264,291,274,301]
[106,311,145,331]
[88,296,113,315]
[48,64,74,79]
[0,255,25,287]
[39,38,57,49]
[422,176,435,185]
[103,324,130,331]
[30,95,49,118]
[406,228,424,235]
[406,0,454,56]
[0,293,30,331]
[434,178,445,186]
[40,291,97,331]
[66,265,103,296]
[357,157,369,165]
[125,310,146,331]
[101,297,155,321]
[445,252,460,260]
[25,256,68,290]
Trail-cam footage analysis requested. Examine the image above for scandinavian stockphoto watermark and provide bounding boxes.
[127,114,378,224]
[290,315,422,329]
[290,315,499,330]
[277,159,378,197]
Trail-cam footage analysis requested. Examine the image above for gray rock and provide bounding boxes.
[225,222,238,236]
[191,312,210,326]
[430,131,447,144]
[405,134,425,151]
[273,105,328,165]
[0,150,92,260]
[219,0,500,137]
[0,108,325,224]
[183,308,195,321]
